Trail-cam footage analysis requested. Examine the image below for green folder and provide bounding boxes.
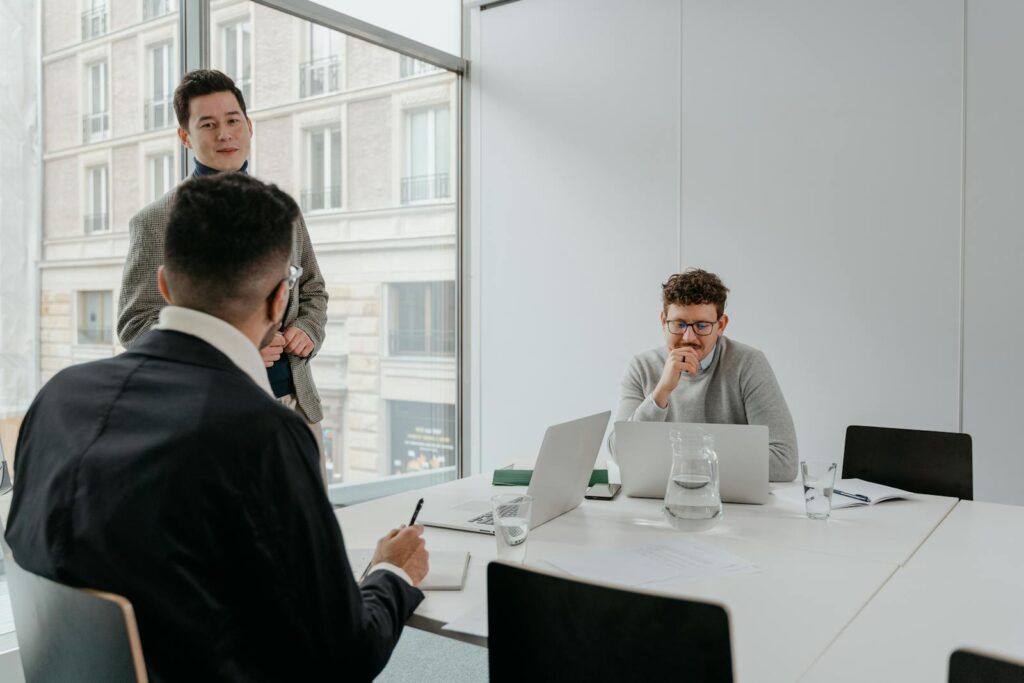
[492,469,609,487]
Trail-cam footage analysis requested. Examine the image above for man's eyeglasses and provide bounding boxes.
[285,265,303,291]
[666,319,719,336]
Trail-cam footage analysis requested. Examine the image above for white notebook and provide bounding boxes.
[347,549,470,591]
[774,478,911,510]
[830,478,911,508]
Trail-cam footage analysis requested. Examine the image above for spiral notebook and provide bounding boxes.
[346,549,470,591]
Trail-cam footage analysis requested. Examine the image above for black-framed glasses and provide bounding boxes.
[666,319,719,336]
[285,265,303,291]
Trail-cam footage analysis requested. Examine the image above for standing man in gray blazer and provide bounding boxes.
[118,69,329,481]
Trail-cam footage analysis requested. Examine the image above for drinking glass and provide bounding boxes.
[491,493,533,563]
[801,461,838,520]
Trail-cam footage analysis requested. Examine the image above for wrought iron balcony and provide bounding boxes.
[389,329,456,357]
[143,0,173,20]
[301,186,341,212]
[81,6,107,40]
[145,98,174,130]
[401,173,450,204]
[299,56,341,98]
[84,213,109,234]
[83,111,110,143]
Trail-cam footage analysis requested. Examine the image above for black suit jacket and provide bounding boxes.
[5,330,423,682]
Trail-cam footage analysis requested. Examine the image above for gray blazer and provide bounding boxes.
[116,190,328,424]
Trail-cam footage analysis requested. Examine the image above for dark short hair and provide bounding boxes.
[662,269,730,318]
[164,174,297,321]
[173,69,248,129]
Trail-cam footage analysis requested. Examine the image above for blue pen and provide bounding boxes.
[834,489,870,503]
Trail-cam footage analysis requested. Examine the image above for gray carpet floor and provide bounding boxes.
[375,628,488,682]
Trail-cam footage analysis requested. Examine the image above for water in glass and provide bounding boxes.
[663,429,722,531]
[801,461,837,520]
[492,493,532,563]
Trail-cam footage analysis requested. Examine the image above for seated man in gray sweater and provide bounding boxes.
[612,269,798,481]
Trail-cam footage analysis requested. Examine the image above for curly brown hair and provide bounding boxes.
[662,269,730,318]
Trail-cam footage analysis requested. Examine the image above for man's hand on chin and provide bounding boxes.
[653,346,701,408]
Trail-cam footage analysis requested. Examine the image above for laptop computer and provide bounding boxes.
[420,411,612,535]
[613,421,770,504]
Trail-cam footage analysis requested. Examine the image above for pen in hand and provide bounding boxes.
[359,498,425,583]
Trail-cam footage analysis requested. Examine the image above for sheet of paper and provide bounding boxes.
[544,539,757,588]
[441,601,489,639]
[347,549,470,590]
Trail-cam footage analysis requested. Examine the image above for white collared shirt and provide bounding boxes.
[155,305,274,396]
[154,305,413,587]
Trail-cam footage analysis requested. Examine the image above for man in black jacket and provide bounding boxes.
[5,173,428,681]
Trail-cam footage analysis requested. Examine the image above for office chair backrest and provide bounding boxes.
[2,539,148,683]
[842,425,973,500]
[949,648,1024,682]
[487,562,733,683]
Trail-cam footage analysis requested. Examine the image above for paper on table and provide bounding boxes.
[442,601,489,639]
[347,549,470,590]
[544,539,757,588]
[773,479,911,510]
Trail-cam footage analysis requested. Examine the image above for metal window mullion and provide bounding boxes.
[249,0,465,75]
[180,0,209,179]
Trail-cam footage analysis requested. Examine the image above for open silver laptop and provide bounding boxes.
[614,422,770,504]
[420,411,611,535]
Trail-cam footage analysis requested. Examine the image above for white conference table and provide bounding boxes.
[802,500,1024,682]
[335,472,959,683]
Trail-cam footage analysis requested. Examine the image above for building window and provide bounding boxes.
[388,400,455,475]
[148,153,174,202]
[388,281,456,357]
[400,55,440,79]
[143,0,174,21]
[85,165,109,234]
[145,43,175,130]
[76,291,113,345]
[302,125,341,212]
[84,62,109,143]
[300,23,341,98]
[222,20,252,107]
[81,0,107,40]
[403,106,450,204]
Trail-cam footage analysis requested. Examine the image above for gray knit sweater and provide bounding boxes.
[611,336,798,481]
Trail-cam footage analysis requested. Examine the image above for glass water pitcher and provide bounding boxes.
[663,428,722,531]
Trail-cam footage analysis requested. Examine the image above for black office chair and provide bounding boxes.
[949,648,1024,682]
[842,425,973,500]
[487,562,733,683]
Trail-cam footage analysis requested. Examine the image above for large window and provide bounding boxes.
[303,125,342,212]
[222,20,252,106]
[301,23,342,98]
[85,165,109,234]
[84,61,109,143]
[76,291,113,345]
[403,105,450,203]
[389,282,456,357]
[148,153,174,202]
[81,0,107,40]
[23,0,459,502]
[146,43,175,130]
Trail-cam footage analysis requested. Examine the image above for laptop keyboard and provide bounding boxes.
[468,497,527,526]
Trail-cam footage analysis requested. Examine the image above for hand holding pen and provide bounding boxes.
[360,498,429,586]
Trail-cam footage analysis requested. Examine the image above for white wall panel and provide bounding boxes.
[679,0,964,467]
[476,0,681,469]
[963,0,1024,504]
